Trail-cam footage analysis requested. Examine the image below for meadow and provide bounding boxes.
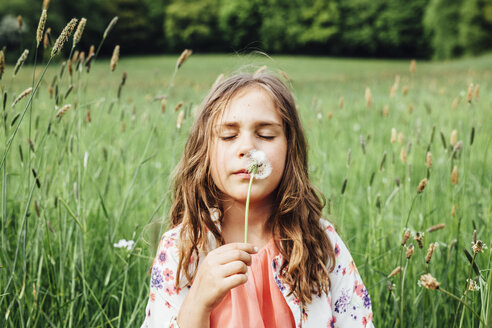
[1,31,491,327]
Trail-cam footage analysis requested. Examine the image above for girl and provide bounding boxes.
[141,72,374,327]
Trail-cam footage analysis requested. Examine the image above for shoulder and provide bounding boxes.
[319,218,338,240]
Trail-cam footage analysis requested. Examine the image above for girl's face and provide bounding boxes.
[210,86,287,205]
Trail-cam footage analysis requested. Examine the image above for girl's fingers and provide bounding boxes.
[217,249,252,266]
[223,273,248,290]
[221,260,248,277]
[215,242,258,255]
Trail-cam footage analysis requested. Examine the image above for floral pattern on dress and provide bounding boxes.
[141,219,374,328]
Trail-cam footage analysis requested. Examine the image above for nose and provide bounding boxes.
[237,133,255,158]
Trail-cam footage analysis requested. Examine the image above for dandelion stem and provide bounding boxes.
[244,175,254,243]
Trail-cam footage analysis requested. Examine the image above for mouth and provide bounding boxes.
[233,169,249,174]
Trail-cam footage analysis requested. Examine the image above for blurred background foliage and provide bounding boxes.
[1,0,492,60]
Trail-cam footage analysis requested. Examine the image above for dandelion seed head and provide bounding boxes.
[246,149,272,180]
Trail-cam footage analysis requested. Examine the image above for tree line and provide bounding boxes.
[1,0,491,60]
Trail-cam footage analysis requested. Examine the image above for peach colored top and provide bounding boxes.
[210,239,296,328]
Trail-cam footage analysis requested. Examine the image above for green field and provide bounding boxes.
[1,52,491,327]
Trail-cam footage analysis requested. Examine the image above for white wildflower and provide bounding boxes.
[113,239,135,250]
[246,149,272,179]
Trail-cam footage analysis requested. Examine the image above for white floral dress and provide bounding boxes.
[141,219,374,328]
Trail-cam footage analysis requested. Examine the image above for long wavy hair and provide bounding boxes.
[169,72,335,305]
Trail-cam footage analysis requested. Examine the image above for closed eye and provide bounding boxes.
[259,135,275,140]
[220,135,236,141]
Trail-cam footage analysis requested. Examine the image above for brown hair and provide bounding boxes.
[169,72,335,305]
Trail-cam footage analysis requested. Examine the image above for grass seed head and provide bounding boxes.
[36,10,47,47]
[425,243,436,263]
[451,165,458,185]
[451,204,457,217]
[177,49,192,69]
[417,178,427,193]
[406,244,414,259]
[390,85,397,98]
[175,101,184,112]
[398,132,403,144]
[88,45,95,58]
[339,96,344,109]
[161,99,167,113]
[56,104,72,118]
[400,147,407,164]
[467,83,473,103]
[408,103,413,113]
[51,18,78,57]
[419,273,439,290]
[11,87,33,108]
[388,266,402,278]
[415,232,423,248]
[43,27,51,48]
[73,18,87,48]
[176,110,184,129]
[0,50,5,79]
[427,223,445,233]
[17,15,23,30]
[410,59,416,73]
[402,86,409,96]
[391,128,397,144]
[452,98,458,110]
[401,229,411,246]
[86,109,91,123]
[474,84,480,100]
[110,45,120,71]
[450,129,457,147]
[365,87,372,108]
[103,17,118,39]
[383,104,389,116]
[426,151,432,168]
[43,0,50,10]
[14,49,29,76]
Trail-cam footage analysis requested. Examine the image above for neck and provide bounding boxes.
[220,196,274,247]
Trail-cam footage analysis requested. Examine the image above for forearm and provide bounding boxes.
[176,291,211,328]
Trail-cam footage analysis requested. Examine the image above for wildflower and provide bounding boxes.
[451,166,458,185]
[417,178,427,193]
[177,49,192,69]
[472,240,486,253]
[110,45,120,71]
[427,223,445,233]
[113,239,135,251]
[419,273,440,290]
[467,279,480,291]
[406,244,414,259]
[51,18,78,57]
[13,49,29,76]
[388,266,402,278]
[425,243,436,263]
[36,10,48,47]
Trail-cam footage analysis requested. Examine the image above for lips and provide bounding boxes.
[233,169,249,174]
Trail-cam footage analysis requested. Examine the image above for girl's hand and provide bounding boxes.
[177,243,258,327]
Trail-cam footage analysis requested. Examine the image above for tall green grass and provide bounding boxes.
[1,15,491,328]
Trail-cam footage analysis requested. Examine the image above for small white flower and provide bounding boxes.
[246,149,272,179]
[113,239,135,250]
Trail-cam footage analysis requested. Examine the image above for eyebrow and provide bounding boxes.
[217,121,283,128]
